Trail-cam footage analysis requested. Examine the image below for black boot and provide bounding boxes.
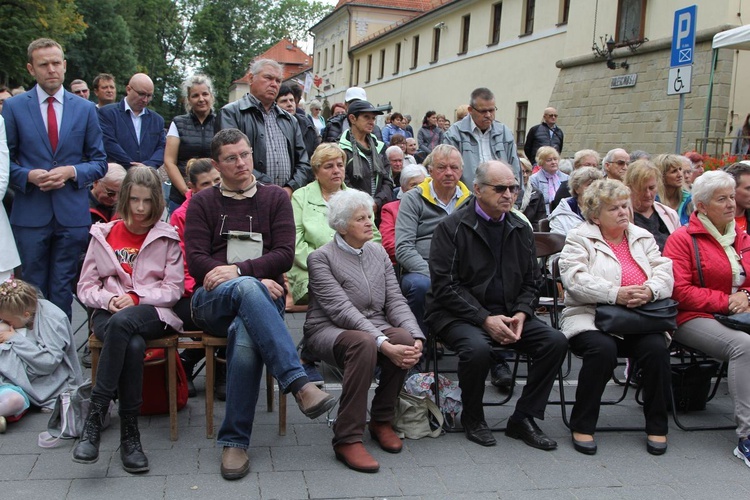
[72,402,108,464]
[120,415,149,473]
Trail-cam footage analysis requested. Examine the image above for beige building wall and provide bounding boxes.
[309,0,750,156]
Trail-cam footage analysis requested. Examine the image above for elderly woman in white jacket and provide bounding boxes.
[549,167,602,235]
[559,179,674,457]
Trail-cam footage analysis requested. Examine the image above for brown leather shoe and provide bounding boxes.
[220,447,249,480]
[369,421,403,453]
[334,442,380,473]
[295,382,336,419]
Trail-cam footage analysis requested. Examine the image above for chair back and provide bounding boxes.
[533,232,566,259]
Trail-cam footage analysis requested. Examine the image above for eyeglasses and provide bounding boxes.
[472,107,497,115]
[545,113,558,117]
[610,160,628,167]
[73,89,89,95]
[220,151,253,165]
[482,183,520,194]
[133,89,154,100]
[104,189,117,198]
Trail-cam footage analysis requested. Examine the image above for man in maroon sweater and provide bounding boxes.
[185,129,335,480]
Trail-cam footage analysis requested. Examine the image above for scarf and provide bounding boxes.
[698,212,743,290]
[350,131,387,182]
[542,170,560,203]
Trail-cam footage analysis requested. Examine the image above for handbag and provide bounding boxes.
[140,348,189,415]
[714,312,750,334]
[392,392,443,439]
[594,298,678,334]
[692,235,750,333]
[670,359,721,412]
[37,380,113,448]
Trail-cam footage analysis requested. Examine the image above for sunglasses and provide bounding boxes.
[482,183,520,194]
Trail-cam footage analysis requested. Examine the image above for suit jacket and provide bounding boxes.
[2,86,107,228]
[98,100,166,168]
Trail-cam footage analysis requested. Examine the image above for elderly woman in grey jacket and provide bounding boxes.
[304,189,424,474]
[559,179,673,457]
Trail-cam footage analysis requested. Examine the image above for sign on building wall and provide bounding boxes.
[610,74,637,89]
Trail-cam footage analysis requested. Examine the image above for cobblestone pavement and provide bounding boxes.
[1,307,748,499]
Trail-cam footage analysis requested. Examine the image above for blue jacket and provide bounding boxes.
[98,100,166,168]
[3,86,107,227]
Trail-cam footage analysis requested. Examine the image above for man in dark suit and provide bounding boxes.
[98,73,166,169]
[2,38,107,319]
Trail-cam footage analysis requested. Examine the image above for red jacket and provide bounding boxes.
[663,212,750,326]
[380,200,399,264]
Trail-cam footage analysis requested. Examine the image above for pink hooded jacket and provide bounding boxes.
[78,220,185,331]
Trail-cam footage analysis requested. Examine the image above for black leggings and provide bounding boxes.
[91,306,170,416]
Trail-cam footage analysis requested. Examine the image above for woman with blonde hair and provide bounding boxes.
[560,179,673,456]
[625,159,680,252]
[654,154,693,225]
[164,74,217,214]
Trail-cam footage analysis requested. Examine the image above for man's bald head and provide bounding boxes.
[125,73,154,114]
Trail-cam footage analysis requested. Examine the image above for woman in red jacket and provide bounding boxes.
[663,170,750,469]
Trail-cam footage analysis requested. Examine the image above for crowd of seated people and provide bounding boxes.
[7,36,750,480]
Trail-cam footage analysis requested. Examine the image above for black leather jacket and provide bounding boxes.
[219,94,311,191]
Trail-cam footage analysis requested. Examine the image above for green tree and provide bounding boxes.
[120,0,200,119]
[0,0,86,86]
[189,0,331,108]
[65,0,138,95]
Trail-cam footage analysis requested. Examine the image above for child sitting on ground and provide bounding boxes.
[0,279,83,432]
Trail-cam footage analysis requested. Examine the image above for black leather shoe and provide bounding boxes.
[572,434,597,455]
[461,416,497,447]
[505,417,557,450]
[647,437,667,456]
[490,361,513,390]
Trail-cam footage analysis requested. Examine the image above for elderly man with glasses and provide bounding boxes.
[603,148,630,182]
[425,160,568,449]
[98,73,166,169]
[524,107,564,164]
[89,163,127,224]
[443,87,522,189]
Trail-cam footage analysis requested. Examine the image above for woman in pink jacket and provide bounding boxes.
[73,167,184,474]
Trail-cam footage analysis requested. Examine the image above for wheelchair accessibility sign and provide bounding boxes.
[668,66,691,95]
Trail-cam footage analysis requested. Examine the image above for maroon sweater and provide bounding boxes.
[184,183,294,288]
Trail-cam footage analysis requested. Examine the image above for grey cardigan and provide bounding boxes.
[303,239,424,366]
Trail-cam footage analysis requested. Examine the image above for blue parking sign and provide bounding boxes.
[671,5,697,67]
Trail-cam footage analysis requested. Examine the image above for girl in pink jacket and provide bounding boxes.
[74,167,184,474]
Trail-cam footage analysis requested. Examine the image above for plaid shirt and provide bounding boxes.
[261,104,292,187]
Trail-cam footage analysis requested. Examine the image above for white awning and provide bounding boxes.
[713,24,750,50]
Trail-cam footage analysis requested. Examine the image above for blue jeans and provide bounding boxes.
[191,277,306,448]
[400,272,431,336]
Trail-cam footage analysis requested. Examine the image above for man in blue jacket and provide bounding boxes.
[98,73,166,169]
[3,38,107,319]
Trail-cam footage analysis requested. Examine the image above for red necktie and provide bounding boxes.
[47,96,58,152]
